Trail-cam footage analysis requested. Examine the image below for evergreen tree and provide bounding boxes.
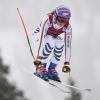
[0,54,30,100]
[65,78,82,100]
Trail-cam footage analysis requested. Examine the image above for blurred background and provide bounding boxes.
[0,0,100,100]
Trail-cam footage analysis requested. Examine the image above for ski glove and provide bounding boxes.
[62,62,70,73]
[34,56,42,67]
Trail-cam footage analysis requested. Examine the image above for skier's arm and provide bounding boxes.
[33,26,40,42]
[65,25,72,63]
[32,16,49,43]
[33,16,50,66]
[62,25,72,73]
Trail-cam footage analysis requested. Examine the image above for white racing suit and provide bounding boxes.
[33,13,72,67]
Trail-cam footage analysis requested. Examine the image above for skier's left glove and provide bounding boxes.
[62,62,70,73]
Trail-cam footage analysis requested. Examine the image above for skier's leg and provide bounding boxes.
[50,36,64,64]
[48,36,64,82]
[36,35,56,78]
[39,35,56,64]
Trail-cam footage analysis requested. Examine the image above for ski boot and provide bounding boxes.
[48,62,61,82]
[34,63,48,81]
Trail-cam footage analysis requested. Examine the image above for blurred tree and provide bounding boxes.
[65,78,82,100]
[0,55,30,100]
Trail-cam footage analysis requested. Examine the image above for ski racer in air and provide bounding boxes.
[33,5,72,82]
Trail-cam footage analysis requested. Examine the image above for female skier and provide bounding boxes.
[33,5,72,82]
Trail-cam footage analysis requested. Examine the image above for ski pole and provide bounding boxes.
[36,19,48,59]
[17,8,35,60]
[64,33,71,76]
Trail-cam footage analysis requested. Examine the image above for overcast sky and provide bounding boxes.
[0,0,100,100]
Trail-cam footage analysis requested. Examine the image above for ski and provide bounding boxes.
[33,70,91,93]
[33,73,71,93]
[21,67,91,93]
[20,68,71,93]
[48,79,92,92]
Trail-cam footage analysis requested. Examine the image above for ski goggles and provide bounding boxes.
[57,16,69,24]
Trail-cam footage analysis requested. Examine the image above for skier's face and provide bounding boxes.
[57,16,69,26]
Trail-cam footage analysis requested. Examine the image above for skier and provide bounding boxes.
[33,5,72,82]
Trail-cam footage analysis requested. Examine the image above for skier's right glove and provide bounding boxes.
[62,62,70,73]
[34,56,42,67]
